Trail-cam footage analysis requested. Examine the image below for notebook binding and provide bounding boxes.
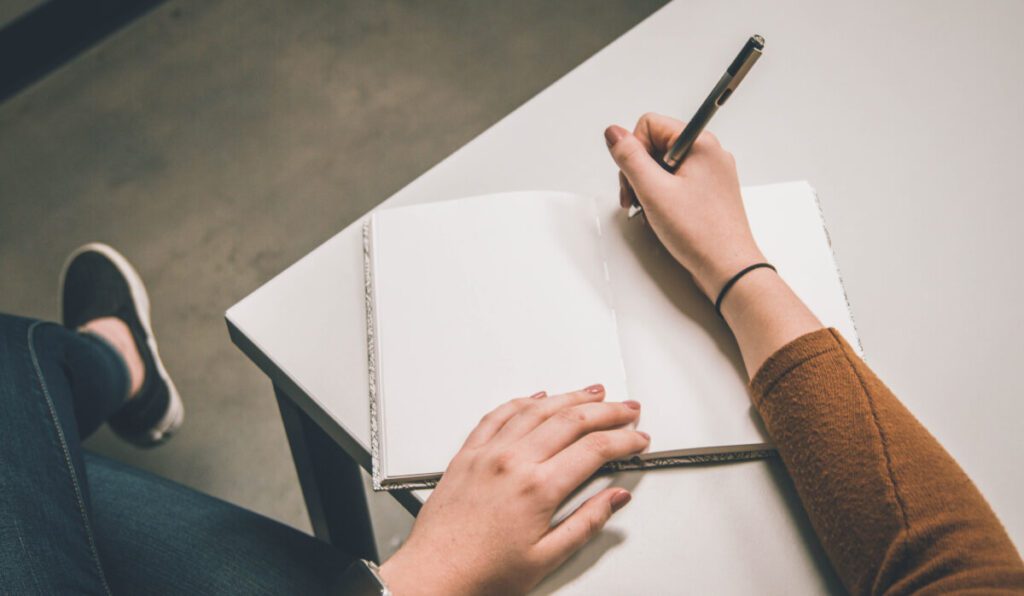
[364,219,386,491]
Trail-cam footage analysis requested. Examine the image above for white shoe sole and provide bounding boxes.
[59,243,184,445]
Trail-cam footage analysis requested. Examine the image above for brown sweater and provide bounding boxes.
[749,328,1024,595]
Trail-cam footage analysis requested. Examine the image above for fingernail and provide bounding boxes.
[585,384,604,395]
[604,125,627,148]
[637,430,650,441]
[623,400,641,410]
[529,391,546,399]
[610,490,632,512]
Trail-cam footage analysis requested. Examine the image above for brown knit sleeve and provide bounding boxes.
[750,328,1024,595]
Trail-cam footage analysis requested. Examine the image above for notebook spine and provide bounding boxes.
[364,218,387,491]
[591,204,630,399]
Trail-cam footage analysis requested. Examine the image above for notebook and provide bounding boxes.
[364,182,859,490]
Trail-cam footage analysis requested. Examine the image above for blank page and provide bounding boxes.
[369,191,628,482]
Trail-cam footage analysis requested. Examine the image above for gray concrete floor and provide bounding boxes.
[0,0,41,28]
[0,0,664,548]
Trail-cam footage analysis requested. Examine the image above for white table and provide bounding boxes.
[227,1,1024,592]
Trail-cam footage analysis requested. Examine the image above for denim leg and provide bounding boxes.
[0,313,124,594]
[87,453,354,595]
[0,312,355,594]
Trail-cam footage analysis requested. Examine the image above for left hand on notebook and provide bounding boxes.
[379,384,649,595]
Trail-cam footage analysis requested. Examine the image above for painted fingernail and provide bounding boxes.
[623,400,641,410]
[585,384,604,395]
[529,391,547,399]
[610,489,632,512]
[604,125,627,148]
[637,430,651,441]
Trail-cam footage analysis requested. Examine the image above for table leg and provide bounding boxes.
[274,383,379,562]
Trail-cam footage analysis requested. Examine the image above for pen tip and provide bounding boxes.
[751,34,765,48]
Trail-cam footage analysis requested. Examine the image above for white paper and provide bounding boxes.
[371,191,629,481]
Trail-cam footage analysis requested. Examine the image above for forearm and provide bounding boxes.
[718,269,822,378]
[605,113,1023,592]
[727,276,1024,593]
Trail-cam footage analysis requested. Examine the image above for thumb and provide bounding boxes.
[605,125,671,197]
[536,488,632,565]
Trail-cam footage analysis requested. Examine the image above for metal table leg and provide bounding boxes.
[274,383,379,562]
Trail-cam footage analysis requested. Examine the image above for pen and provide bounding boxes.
[628,34,765,218]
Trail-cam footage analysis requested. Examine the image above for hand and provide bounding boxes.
[605,113,822,376]
[604,113,766,299]
[379,385,649,595]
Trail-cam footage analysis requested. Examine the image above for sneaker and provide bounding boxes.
[60,243,184,447]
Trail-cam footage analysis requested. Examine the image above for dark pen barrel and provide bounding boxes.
[727,35,765,76]
[628,34,765,216]
[661,73,731,171]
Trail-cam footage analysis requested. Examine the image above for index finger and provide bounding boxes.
[461,392,545,449]
[541,428,650,498]
[633,112,685,156]
[519,400,641,462]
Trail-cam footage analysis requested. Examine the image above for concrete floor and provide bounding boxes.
[0,0,664,550]
[0,0,40,28]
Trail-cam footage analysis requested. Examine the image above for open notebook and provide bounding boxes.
[364,182,859,490]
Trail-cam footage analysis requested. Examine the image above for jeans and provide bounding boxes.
[0,314,355,594]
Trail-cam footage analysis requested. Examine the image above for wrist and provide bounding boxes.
[716,268,823,377]
[379,553,421,596]
[379,549,465,596]
[716,266,782,321]
[378,556,419,596]
[693,246,767,301]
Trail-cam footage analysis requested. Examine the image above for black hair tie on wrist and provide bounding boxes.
[714,263,777,318]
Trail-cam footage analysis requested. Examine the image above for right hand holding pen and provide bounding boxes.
[604,113,765,300]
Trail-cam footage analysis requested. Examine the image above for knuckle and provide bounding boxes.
[511,396,533,409]
[555,406,587,426]
[519,468,548,496]
[584,432,611,457]
[639,111,659,125]
[489,450,518,475]
[515,407,545,428]
[507,399,538,419]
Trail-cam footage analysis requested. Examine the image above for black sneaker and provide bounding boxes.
[60,243,184,447]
